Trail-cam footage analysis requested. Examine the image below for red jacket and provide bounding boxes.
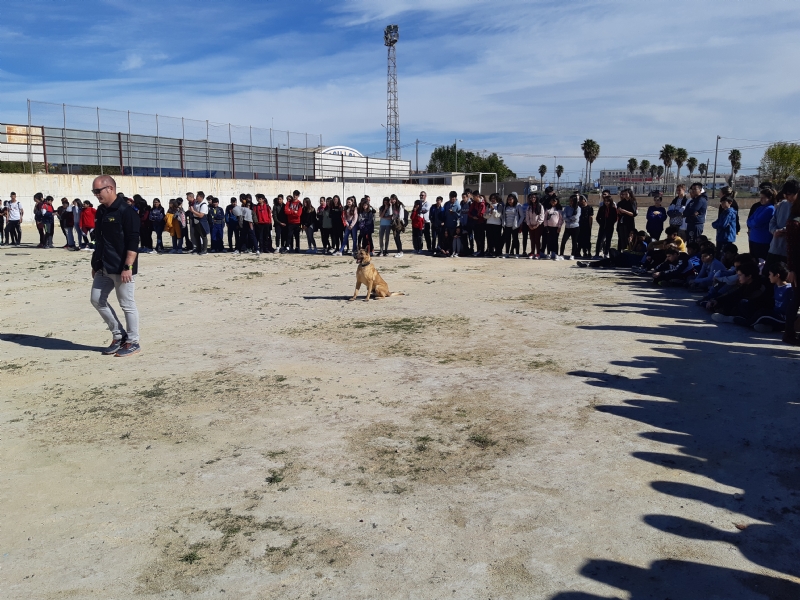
[254,203,272,225]
[411,209,425,230]
[80,207,96,228]
[284,200,302,225]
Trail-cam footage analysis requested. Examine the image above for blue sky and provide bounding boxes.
[2,0,799,180]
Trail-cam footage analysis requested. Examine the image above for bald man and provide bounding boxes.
[89,176,141,357]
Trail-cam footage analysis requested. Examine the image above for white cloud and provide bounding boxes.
[121,54,144,71]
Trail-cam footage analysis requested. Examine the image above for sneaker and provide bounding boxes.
[564,255,573,260]
[102,336,127,355]
[115,341,141,357]
[577,261,589,268]
[333,251,342,256]
[395,252,404,258]
[711,313,735,323]
[233,250,240,255]
[753,323,775,333]
[550,254,557,260]
[255,251,260,255]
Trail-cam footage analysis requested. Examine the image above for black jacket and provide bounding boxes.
[91,196,140,275]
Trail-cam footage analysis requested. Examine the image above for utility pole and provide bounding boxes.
[415,138,419,173]
[712,135,720,199]
[454,138,462,173]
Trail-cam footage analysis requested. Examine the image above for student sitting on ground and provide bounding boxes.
[750,262,795,333]
[689,245,725,292]
[652,248,690,286]
[634,226,686,273]
[578,230,649,269]
[698,253,756,307]
[708,261,773,324]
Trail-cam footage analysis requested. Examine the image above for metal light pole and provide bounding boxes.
[454,138,462,172]
[712,135,720,199]
[384,25,400,160]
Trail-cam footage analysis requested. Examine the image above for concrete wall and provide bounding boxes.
[0,173,464,222]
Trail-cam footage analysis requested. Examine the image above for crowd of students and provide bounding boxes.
[577,180,800,346]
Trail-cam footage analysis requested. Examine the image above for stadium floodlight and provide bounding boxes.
[384,24,399,47]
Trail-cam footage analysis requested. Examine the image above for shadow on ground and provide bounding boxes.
[0,333,103,352]
[553,278,800,600]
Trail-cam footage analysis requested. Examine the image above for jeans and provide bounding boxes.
[287,223,301,251]
[63,227,75,247]
[211,224,225,252]
[543,226,560,255]
[617,224,633,251]
[90,270,139,344]
[685,223,703,242]
[412,229,423,252]
[379,224,391,253]
[153,222,165,251]
[74,222,82,247]
[240,224,257,252]
[304,224,317,249]
[8,220,21,245]
[341,226,357,253]
[393,228,403,252]
[596,227,614,256]
[560,227,579,256]
[431,224,442,250]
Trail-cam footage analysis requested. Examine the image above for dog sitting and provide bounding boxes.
[350,249,404,301]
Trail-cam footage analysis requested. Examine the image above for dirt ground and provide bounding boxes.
[2,218,799,600]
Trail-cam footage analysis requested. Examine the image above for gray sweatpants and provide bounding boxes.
[90,271,140,343]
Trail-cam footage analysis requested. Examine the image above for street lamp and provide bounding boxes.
[455,139,463,172]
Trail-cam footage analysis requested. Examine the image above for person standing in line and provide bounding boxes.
[183,192,195,252]
[577,195,594,259]
[543,195,564,260]
[301,197,318,254]
[769,181,799,266]
[284,193,302,253]
[225,197,240,252]
[357,197,375,255]
[410,200,425,254]
[337,197,358,256]
[6,193,23,246]
[209,197,226,253]
[390,194,406,258]
[429,196,444,253]
[615,189,637,251]
[500,193,522,258]
[41,196,56,248]
[560,193,581,259]
[523,193,544,259]
[746,188,776,260]
[442,191,460,256]
[595,192,617,258]
[711,195,738,252]
[418,191,432,252]
[468,192,487,256]
[80,200,97,250]
[646,194,668,241]
[0,200,6,246]
[71,198,82,249]
[781,191,800,345]
[149,198,165,253]
[685,182,708,242]
[238,198,257,254]
[667,185,689,240]
[89,176,141,357]
[319,197,333,254]
[328,195,343,255]
[459,191,473,253]
[377,197,392,257]
[171,199,186,253]
[58,197,76,248]
[188,191,209,254]
[252,193,266,251]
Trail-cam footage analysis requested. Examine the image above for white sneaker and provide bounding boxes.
[333,251,342,256]
[233,250,240,255]
[255,251,260,255]
[564,255,573,260]
[395,252,403,257]
[557,255,565,261]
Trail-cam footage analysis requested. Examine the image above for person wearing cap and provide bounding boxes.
[89,176,141,357]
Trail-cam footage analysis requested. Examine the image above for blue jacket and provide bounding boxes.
[444,201,460,229]
[693,258,725,290]
[712,207,737,243]
[563,205,581,228]
[746,203,775,245]
[646,205,667,233]
[429,204,445,228]
[685,193,708,225]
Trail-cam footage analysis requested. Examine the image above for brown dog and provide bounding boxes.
[349,249,404,301]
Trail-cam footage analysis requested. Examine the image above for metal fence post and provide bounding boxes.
[127,111,132,176]
[156,114,161,178]
[249,126,253,179]
[181,117,185,178]
[97,106,103,175]
[27,99,32,174]
[63,103,70,175]
[206,120,210,178]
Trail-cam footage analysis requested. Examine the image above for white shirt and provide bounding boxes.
[419,199,430,223]
[7,201,20,221]
[194,200,208,215]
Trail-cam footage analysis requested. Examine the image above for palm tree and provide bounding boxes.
[698,161,708,186]
[627,158,638,191]
[686,156,698,184]
[538,164,547,191]
[659,144,677,191]
[728,149,741,194]
[640,160,650,191]
[674,147,688,190]
[657,165,664,182]
[555,164,564,189]
[581,139,600,192]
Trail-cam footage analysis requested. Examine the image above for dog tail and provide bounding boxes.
[388,291,405,297]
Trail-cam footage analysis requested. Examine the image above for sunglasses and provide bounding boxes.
[91,186,111,195]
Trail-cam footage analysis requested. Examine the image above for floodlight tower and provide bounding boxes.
[384,24,400,160]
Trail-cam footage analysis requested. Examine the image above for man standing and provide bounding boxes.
[188,191,209,254]
[225,197,240,252]
[7,192,23,246]
[285,192,302,252]
[183,192,195,252]
[209,197,225,253]
[685,182,708,242]
[418,191,431,252]
[89,176,141,357]
[443,191,460,254]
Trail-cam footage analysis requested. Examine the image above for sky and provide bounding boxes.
[1,0,799,181]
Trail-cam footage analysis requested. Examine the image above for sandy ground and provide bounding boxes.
[2,217,799,600]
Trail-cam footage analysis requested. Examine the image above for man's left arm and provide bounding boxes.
[122,209,140,283]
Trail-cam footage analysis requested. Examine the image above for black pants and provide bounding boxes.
[321,228,331,251]
[239,224,257,252]
[473,224,486,254]
[766,252,787,268]
[192,222,207,253]
[578,224,592,256]
[749,241,770,260]
[543,226,560,255]
[431,224,442,250]
[256,223,274,252]
[413,229,423,252]
[596,227,614,256]
[331,227,343,252]
[227,223,239,251]
[485,224,502,256]
[560,228,579,256]
[423,221,431,251]
[359,230,373,252]
[393,229,403,252]
[287,223,301,251]
[503,227,520,255]
[783,283,800,342]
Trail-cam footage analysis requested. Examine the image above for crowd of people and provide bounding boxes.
[2,179,798,345]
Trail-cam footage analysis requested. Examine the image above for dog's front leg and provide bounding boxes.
[364,281,373,302]
[349,282,361,301]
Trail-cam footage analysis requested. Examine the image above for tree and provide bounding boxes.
[698,162,708,186]
[686,156,698,182]
[581,139,600,192]
[639,159,651,180]
[649,164,658,187]
[657,165,664,181]
[674,147,688,185]
[728,149,741,192]
[555,164,564,189]
[426,144,516,181]
[659,144,676,186]
[759,142,800,186]
[538,164,548,191]
[627,158,638,182]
